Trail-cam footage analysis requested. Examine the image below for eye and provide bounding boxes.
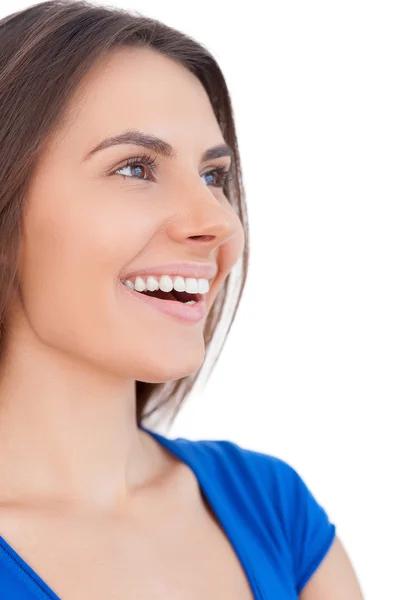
[201,165,233,188]
[112,153,233,188]
[113,153,158,181]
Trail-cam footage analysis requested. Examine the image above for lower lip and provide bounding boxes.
[119,282,207,323]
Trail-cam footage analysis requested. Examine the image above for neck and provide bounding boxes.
[0,328,158,513]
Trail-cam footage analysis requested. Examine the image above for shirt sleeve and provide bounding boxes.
[283,461,336,594]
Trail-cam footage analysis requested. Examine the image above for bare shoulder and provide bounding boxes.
[300,535,364,600]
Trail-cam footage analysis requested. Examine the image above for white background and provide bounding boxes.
[4,1,399,598]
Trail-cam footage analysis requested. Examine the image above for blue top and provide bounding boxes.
[0,426,336,599]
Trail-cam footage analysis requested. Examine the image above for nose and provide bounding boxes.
[164,182,240,252]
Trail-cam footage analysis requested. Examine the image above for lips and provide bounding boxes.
[120,280,207,323]
[120,262,218,282]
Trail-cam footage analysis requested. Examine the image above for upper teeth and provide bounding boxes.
[122,275,210,295]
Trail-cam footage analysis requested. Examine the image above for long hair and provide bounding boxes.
[0,0,249,430]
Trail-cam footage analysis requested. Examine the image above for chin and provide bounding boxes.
[133,349,206,384]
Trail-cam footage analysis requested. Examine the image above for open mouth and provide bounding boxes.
[120,279,207,322]
[137,289,201,303]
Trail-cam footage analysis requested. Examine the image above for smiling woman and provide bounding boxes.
[0,1,364,599]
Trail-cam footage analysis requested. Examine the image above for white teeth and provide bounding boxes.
[134,276,146,292]
[185,278,199,294]
[122,275,211,295]
[198,278,210,293]
[173,276,186,292]
[159,275,174,292]
[146,276,159,291]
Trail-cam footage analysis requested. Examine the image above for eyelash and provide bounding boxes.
[113,152,233,188]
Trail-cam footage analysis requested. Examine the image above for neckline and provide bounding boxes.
[0,426,262,600]
[140,426,263,599]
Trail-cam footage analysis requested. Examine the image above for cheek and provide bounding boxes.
[18,184,149,350]
[218,213,246,276]
[20,172,158,294]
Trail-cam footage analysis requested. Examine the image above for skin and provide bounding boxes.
[0,46,245,511]
[0,46,364,599]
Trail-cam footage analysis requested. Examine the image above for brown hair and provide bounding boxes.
[0,0,249,430]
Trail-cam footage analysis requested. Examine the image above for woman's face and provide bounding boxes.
[16,47,245,383]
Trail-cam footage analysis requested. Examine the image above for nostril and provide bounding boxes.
[189,235,215,241]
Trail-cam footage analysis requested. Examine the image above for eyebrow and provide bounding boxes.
[83,129,234,163]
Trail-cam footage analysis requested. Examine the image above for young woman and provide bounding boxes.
[0,1,363,598]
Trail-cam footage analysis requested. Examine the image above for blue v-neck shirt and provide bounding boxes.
[0,427,336,599]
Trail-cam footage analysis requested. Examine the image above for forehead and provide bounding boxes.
[57,46,223,153]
